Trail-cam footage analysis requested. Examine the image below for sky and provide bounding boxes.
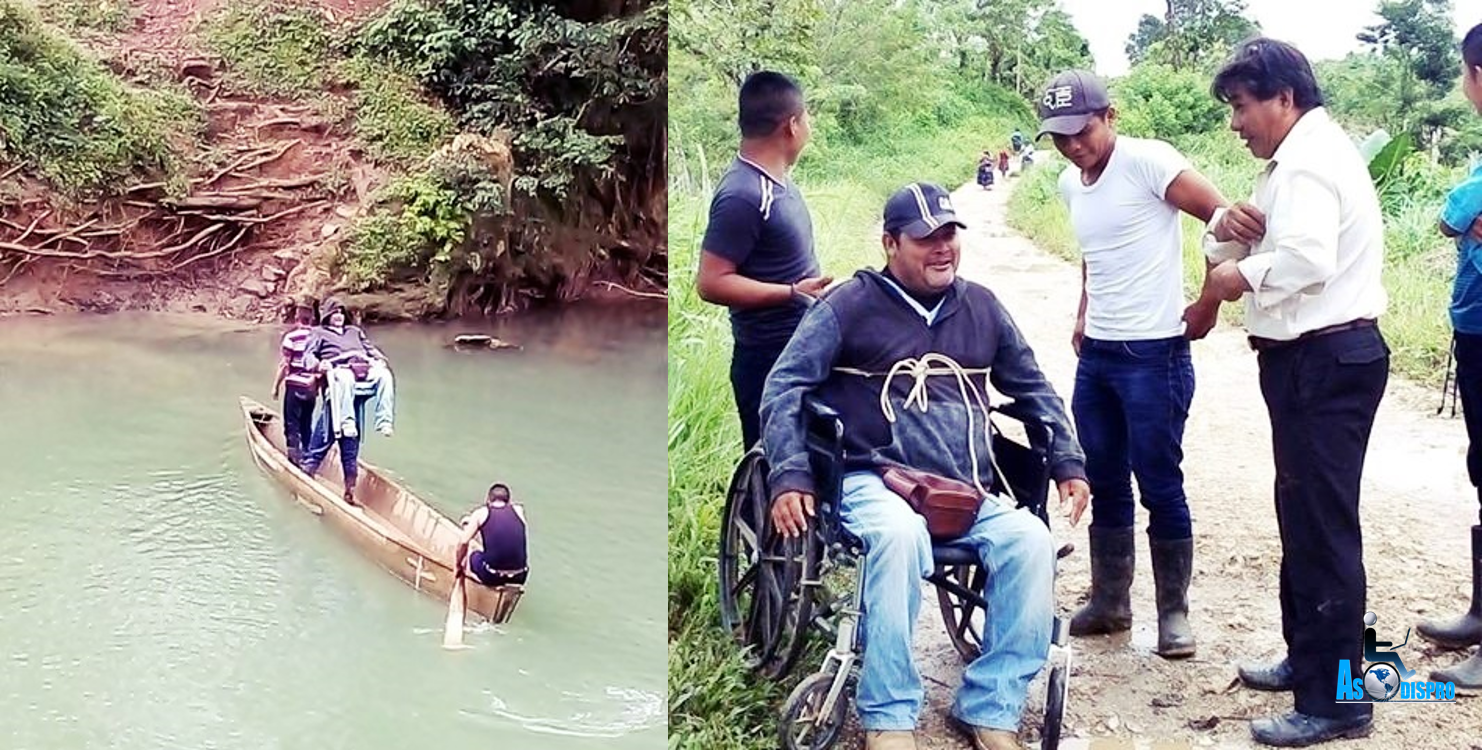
[1058,0,1482,77]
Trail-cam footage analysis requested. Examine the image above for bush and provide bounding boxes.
[0,0,201,195]
[340,136,509,291]
[338,57,456,166]
[203,0,334,96]
[36,0,131,32]
[1113,63,1228,140]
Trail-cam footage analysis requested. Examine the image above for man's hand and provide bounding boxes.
[792,276,834,299]
[1182,297,1219,340]
[1212,201,1266,244]
[770,491,815,538]
[1469,214,1482,242]
[1071,316,1085,356]
[271,384,280,399]
[1207,260,1250,302]
[1057,478,1090,527]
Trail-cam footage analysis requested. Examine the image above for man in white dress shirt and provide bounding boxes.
[1203,37,1389,747]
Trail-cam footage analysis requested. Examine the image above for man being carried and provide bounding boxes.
[762,182,1090,750]
[303,298,395,440]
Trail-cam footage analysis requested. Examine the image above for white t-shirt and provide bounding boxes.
[1058,135,1191,341]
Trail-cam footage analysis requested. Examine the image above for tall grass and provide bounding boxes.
[668,111,1025,748]
[1008,129,1461,383]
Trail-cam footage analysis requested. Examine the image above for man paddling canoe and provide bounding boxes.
[454,483,529,587]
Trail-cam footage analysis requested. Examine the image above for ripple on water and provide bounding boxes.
[477,685,664,738]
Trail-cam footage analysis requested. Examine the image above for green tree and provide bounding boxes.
[1113,63,1227,139]
[926,0,1092,98]
[669,0,822,85]
[1124,0,1259,70]
[1356,0,1460,155]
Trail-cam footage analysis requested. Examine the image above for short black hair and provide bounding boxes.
[738,71,805,139]
[487,483,511,503]
[1212,37,1324,111]
[1464,23,1482,71]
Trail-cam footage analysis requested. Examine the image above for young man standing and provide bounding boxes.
[1039,69,1228,659]
[1417,22,1482,689]
[696,71,831,450]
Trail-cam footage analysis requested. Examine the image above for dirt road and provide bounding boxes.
[821,170,1482,749]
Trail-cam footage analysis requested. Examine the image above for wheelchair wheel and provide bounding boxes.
[1041,664,1067,750]
[935,563,987,661]
[718,448,769,647]
[779,670,853,750]
[718,448,819,679]
[749,525,820,679]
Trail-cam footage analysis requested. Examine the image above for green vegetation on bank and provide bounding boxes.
[36,0,131,32]
[0,0,200,196]
[201,0,664,312]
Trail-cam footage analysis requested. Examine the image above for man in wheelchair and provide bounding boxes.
[761,182,1090,750]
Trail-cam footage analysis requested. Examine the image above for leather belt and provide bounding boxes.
[483,565,528,576]
[1248,318,1377,352]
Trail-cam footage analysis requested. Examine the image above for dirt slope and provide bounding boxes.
[0,0,389,321]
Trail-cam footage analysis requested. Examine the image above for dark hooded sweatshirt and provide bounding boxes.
[303,299,384,370]
[760,268,1086,499]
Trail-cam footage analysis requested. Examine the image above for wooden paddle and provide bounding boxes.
[442,542,469,650]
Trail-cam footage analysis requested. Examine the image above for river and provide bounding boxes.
[0,305,667,749]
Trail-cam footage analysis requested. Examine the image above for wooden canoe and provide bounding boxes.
[239,396,523,624]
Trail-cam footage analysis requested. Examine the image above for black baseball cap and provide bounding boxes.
[1036,69,1111,139]
[883,183,967,239]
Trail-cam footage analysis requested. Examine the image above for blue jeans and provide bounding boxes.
[326,362,394,436]
[1072,336,1195,540]
[840,472,1053,732]
[302,396,368,485]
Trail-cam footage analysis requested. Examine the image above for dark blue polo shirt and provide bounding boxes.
[701,157,819,347]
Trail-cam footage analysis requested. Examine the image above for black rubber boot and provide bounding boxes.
[1433,648,1482,689]
[1418,525,1482,649]
[1070,527,1134,636]
[1149,536,1196,659]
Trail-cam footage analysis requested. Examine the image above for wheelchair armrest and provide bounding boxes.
[803,397,842,426]
[990,400,1054,457]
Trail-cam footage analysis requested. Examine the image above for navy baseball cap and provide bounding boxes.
[883,183,967,239]
[1036,69,1111,139]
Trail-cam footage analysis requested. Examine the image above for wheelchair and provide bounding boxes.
[718,399,1073,750]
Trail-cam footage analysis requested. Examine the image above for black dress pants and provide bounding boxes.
[1258,325,1388,720]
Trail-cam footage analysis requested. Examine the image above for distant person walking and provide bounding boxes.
[695,71,831,450]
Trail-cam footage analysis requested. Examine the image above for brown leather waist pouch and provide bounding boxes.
[879,466,983,540]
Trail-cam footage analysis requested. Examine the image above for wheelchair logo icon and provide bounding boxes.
[1335,612,1456,702]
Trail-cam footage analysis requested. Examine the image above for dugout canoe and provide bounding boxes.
[239,396,523,624]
